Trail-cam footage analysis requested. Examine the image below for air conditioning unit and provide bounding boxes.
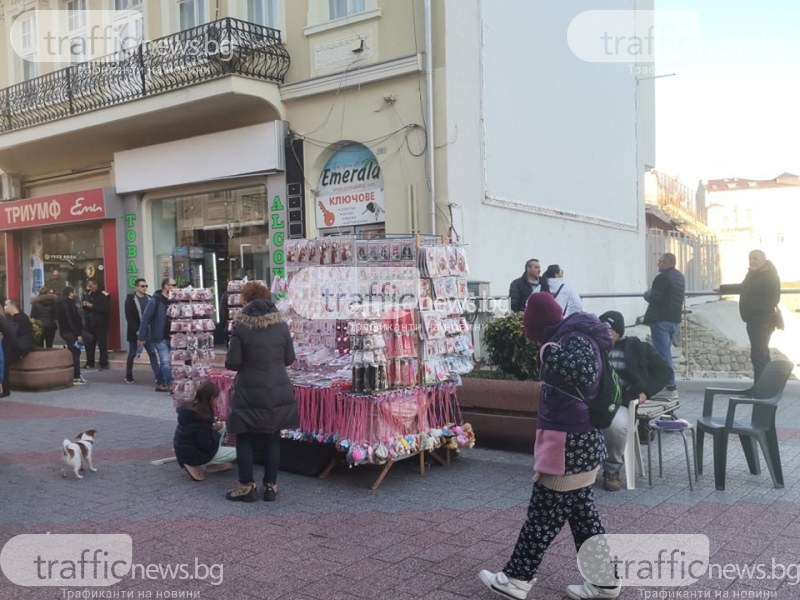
[0,173,22,201]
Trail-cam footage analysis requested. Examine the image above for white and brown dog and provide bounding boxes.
[62,430,98,479]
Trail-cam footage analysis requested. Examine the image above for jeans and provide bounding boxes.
[235,432,280,485]
[649,321,680,387]
[125,341,159,381]
[746,320,775,383]
[152,339,172,386]
[602,405,629,475]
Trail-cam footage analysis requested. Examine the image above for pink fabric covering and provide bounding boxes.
[533,429,567,475]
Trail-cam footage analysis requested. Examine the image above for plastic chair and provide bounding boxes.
[695,360,794,491]
[623,399,645,490]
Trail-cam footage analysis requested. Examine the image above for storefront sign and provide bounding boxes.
[315,143,384,228]
[270,193,286,297]
[0,189,108,231]
[125,214,141,289]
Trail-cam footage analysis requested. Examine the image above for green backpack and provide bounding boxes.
[588,351,622,429]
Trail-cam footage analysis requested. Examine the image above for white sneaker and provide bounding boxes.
[566,581,621,599]
[478,570,534,600]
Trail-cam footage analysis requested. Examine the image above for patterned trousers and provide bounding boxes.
[504,482,605,582]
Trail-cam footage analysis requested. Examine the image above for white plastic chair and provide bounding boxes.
[623,399,646,489]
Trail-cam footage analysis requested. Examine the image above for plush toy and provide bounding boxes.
[374,442,389,464]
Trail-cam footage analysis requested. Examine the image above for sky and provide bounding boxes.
[654,0,800,187]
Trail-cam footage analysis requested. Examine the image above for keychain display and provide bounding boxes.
[167,286,217,405]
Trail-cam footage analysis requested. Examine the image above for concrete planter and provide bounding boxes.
[457,377,541,452]
[9,348,74,391]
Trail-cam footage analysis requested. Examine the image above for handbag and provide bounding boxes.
[774,307,785,331]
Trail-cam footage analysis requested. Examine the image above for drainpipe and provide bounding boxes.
[423,0,436,235]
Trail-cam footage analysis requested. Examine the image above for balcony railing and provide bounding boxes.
[0,18,290,133]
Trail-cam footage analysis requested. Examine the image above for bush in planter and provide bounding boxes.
[30,318,44,349]
[482,311,541,381]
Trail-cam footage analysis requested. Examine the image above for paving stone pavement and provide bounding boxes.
[2,369,800,599]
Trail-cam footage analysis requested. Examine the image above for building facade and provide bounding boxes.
[702,173,800,287]
[0,0,655,348]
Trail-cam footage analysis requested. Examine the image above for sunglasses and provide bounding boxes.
[138,284,148,288]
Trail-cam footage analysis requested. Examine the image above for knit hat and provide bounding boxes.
[599,310,625,337]
[523,292,564,342]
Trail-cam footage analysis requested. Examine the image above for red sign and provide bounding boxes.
[0,188,107,231]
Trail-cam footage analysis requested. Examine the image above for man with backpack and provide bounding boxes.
[598,310,673,492]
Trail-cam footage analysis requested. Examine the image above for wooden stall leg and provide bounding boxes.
[428,449,448,467]
[419,451,426,476]
[370,461,396,490]
[318,455,338,479]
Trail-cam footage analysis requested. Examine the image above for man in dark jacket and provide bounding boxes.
[124,278,160,385]
[2,299,34,398]
[56,287,88,386]
[138,277,175,392]
[30,287,58,348]
[508,258,550,312]
[82,278,110,370]
[718,249,781,382]
[598,310,673,491]
[643,252,685,398]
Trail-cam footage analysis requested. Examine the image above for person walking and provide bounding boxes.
[137,277,175,392]
[509,258,550,312]
[543,264,583,316]
[224,281,297,502]
[82,278,110,370]
[478,293,619,600]
[597,310,672,492]
[30,287,59,348]
[56,286,88,386]
[124,278,160,385]
[718,249,782,382]
[643,252,685,399]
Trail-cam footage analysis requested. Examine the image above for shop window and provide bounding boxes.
[149,185,269,334]
[35,224,105,301]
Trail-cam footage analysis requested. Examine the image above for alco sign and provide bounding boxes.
[315,143,385,228]
[0,189,108,231]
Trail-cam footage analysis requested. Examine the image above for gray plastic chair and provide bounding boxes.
[695,360,794,491]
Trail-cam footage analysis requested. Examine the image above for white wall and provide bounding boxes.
[441,0,652,317]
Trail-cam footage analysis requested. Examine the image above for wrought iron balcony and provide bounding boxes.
[0,17,290,133]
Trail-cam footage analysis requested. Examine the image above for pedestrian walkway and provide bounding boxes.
[1,373,799,599]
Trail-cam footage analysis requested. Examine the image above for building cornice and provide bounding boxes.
[280,54,421,101]
[484,195,638,232]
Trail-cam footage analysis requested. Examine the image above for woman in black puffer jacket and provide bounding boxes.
[224,282,297,502]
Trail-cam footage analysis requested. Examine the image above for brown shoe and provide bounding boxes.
[155,384,171,392]
[204,462,234,474]
[225,482,258,502]
[603,471,621,492]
